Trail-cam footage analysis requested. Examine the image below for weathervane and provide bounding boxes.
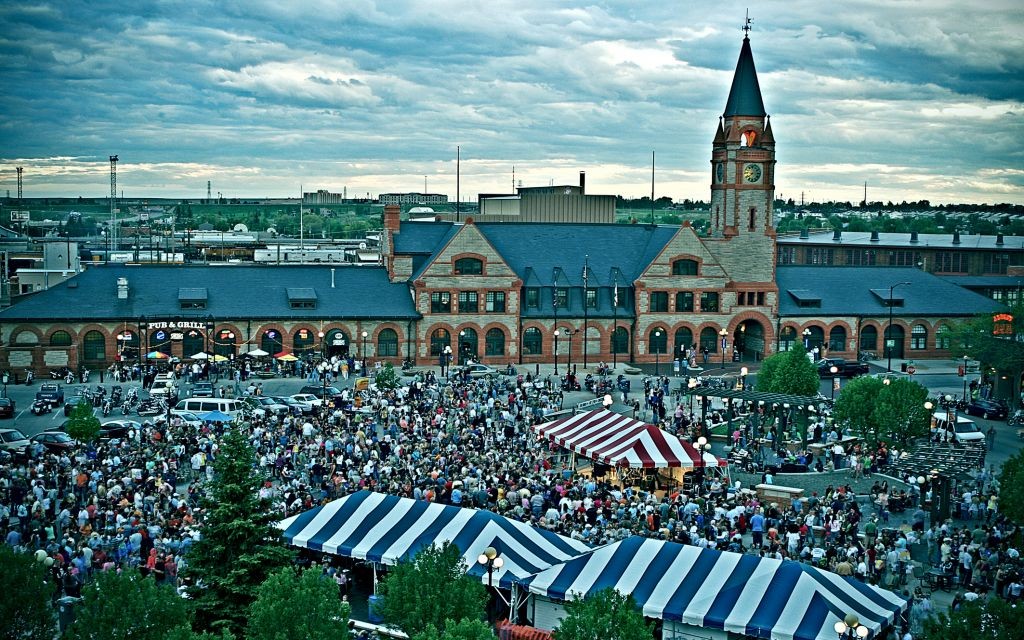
[742,10,752,37]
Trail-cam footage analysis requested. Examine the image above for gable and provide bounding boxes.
[417,223,518,281]
[637,225,729,283]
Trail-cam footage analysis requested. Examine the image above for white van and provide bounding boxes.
[149,374,178,398]
[931,412,984,443]
[173,397,245,419]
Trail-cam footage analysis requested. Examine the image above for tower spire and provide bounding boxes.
[723,14,766,117]
[742,9,752,38]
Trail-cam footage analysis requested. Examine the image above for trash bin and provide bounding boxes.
[900,362,908,373]
[367,594,384,623]
[58,596,82,632]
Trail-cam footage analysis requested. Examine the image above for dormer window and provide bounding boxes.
[287,287,317,310]
[454,257,483,275]
[178,288,207,310]
[672,259,699,276]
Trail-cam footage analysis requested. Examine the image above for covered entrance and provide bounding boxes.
[733,319,766,361]
[884,324,905,360]
[324,329,349,358]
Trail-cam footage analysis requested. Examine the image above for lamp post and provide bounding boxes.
[886,281,911,373]
[830,365,839,400]
[834,613,870,639]
[567,328,579,373]
[443,345,452,377]
[719,328,728,369]
[654,329,662,376]
[687,378,697,412]
[459,329,466,366]
[361,330,368,374]
[477,546,504,625]
[803,328,811,350]
[2,372,8,398]
[553,330,560,376]
[603,394,613,410]
[739,366,748,391]
[962,354,969,399]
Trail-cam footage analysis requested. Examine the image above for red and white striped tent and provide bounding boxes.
[533,409,726,469]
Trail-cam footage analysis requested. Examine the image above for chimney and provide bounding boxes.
[953,229,961,245]
[116,277,129,300]
[383,204,400,234]
[910,231,919,244]
[799,227,809,239]
[832,229,842,242]
[579,171,586,194]
[997,233,1004,246]
[870,230,880,242]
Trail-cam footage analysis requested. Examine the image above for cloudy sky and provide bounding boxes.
[1,0,1022,205]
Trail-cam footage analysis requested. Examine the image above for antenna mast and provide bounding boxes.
[109,155,118,251]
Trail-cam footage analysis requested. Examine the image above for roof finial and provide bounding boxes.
[742,9,752,38]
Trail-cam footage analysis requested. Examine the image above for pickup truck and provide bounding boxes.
[35,383,65,406]
[817,358,870,378]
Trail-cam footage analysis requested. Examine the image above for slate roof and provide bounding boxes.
[723,36,766,117]
[778,230,1024,250]
[776,266,1005,317]
[0,265,419,322]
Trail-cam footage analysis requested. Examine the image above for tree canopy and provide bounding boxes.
[0,545,56,640]
[756,345,819,397]
[412,618,496,640]
[66,570,193,640]
[997,449,1024,525]
[378,541,488,637]
[248,565,350,640]
[552,588,652,640]
[922,597,1024,640]
[65,399,101,442]
[832,376,931,447]
[948,301,1024,406]
[184,428,294,635]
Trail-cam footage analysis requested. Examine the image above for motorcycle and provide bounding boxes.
[137,399,166,417]
[80,368,90,383]
[110,386,123,405]
[1009,410,1024,427]
[101,399,112,417]
[25,371,34,385]
[30,399,52,416]
[560,375,581,391]
[64,371,75,385]
[51,367,71,380]
[401,358,416,372]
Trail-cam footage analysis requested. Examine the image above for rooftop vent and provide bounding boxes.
[910,231,919,244]
[832,229,842,242]
[116,277,128,300]
[997,233,1004,246]
[953,229,961,245]
[870,230,880,242]
[799,228,809,239]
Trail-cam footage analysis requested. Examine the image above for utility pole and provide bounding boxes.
[109,155,118,252]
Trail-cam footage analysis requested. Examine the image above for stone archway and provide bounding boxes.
[734,319,766,361]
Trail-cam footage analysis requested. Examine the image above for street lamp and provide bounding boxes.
[477,546,504,625]
[443,345,452,376]
[830,365,839,400]
[719,328,728,369]
[886,281,911,373]
[1,372,8,398]
[361,330,368,373]
[567,328,579,372]
[603,394,613,409]
[653,329,662,376]
[687,378,697,412]
[459,330,466,366]
[740,366,748,391]
[834,613,870,639]
[962,355,969,399]
[803,328,811,349]
[553,330,560,375]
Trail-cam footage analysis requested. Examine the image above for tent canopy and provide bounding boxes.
[278,490,590,589]
[533,409,725,469]
[199,410,234,423]
[522,536,907,640]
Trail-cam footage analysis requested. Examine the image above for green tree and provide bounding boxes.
[832,376,885,444]
[922,597,1024,640]
[552,588,652,640]
[756,345,819,396]
[872,378,931,445]
[948,301,1024,407]
[375,361,401,390]
[66,569,193,640]
[0,545,56,640]
[998,449,1024,524]
[184,429,294,635]
[65,399,101,442]
[248,565,350,640]
[378,542,487,637]
[413,618,496,640]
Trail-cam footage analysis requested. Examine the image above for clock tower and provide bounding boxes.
[710,26,775,239]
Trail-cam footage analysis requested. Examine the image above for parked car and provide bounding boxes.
[289,393,322,413]
[191,382,215,398]
[454,364,504,379]
[242,396,289,418]
[816,358,870,378]
[272,396,307,415]
[155,411,204,429]
[299,385,343,400]
[64,395,92,416]
[99,420,142,440]
[36,383,65,406]
[0,397,15,418]
[30,431,77,453]
[0,428,30,457]
[964,398,1009,420]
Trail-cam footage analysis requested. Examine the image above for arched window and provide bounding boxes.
[828,326,847,352]
[293,328,316,356]
[805,326,825,352]
[261,329,283,355]
[485,328,505,357]
[453,257,483,275]
[674,327,693,357]
[671,259,699,276]
[611,327,629,354]
[215,329,237,358]
[779,326,797,351]
[149,328,172,356]
[649,328,667,354]
[700,327,719,353]
[935,325,951,350]
[523,327,542,355]
[83,330,106,362]
[430,329,450,357]
[911,324,928,350]
[182,329,205,358]
[324,329,349,357]
[458,328,478,362]
[859,326,878,353]
[377,328,399,357]
[115,330,139,361]
[50,330,72,347]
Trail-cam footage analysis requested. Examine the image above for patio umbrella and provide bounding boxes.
[199,410,234,423]
[190,352,211,360]
[247,348,269,357]
[146,351,169,359]
[276,353,298,362]
[211,354,229,362]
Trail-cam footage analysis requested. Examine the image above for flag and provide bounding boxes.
[613,282,618,307]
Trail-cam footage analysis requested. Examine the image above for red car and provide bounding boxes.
[29,431,77,453]
[0,397,14,418]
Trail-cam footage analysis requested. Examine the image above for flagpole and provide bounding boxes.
[583,254,589,369]
[612,272,618,369]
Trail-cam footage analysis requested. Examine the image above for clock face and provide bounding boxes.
[563,187,572,195]
[743,163,762,183]
[715,162,724,183]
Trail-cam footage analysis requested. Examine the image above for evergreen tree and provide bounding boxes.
[184,428,294,635]
[0,545,56,640]
[552,588,651,640]
[378,542,487,637]
[248,565,350,640]
[922,597,1024,640]
[998,449,1024,525]
[65,399,101,443]
[375,361,401,390]
[66,570,192,640]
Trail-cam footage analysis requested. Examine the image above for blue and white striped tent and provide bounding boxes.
[278,490,591,589]
[521,536,908,640]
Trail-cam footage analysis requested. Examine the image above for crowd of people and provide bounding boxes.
[1,362,1019,639]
